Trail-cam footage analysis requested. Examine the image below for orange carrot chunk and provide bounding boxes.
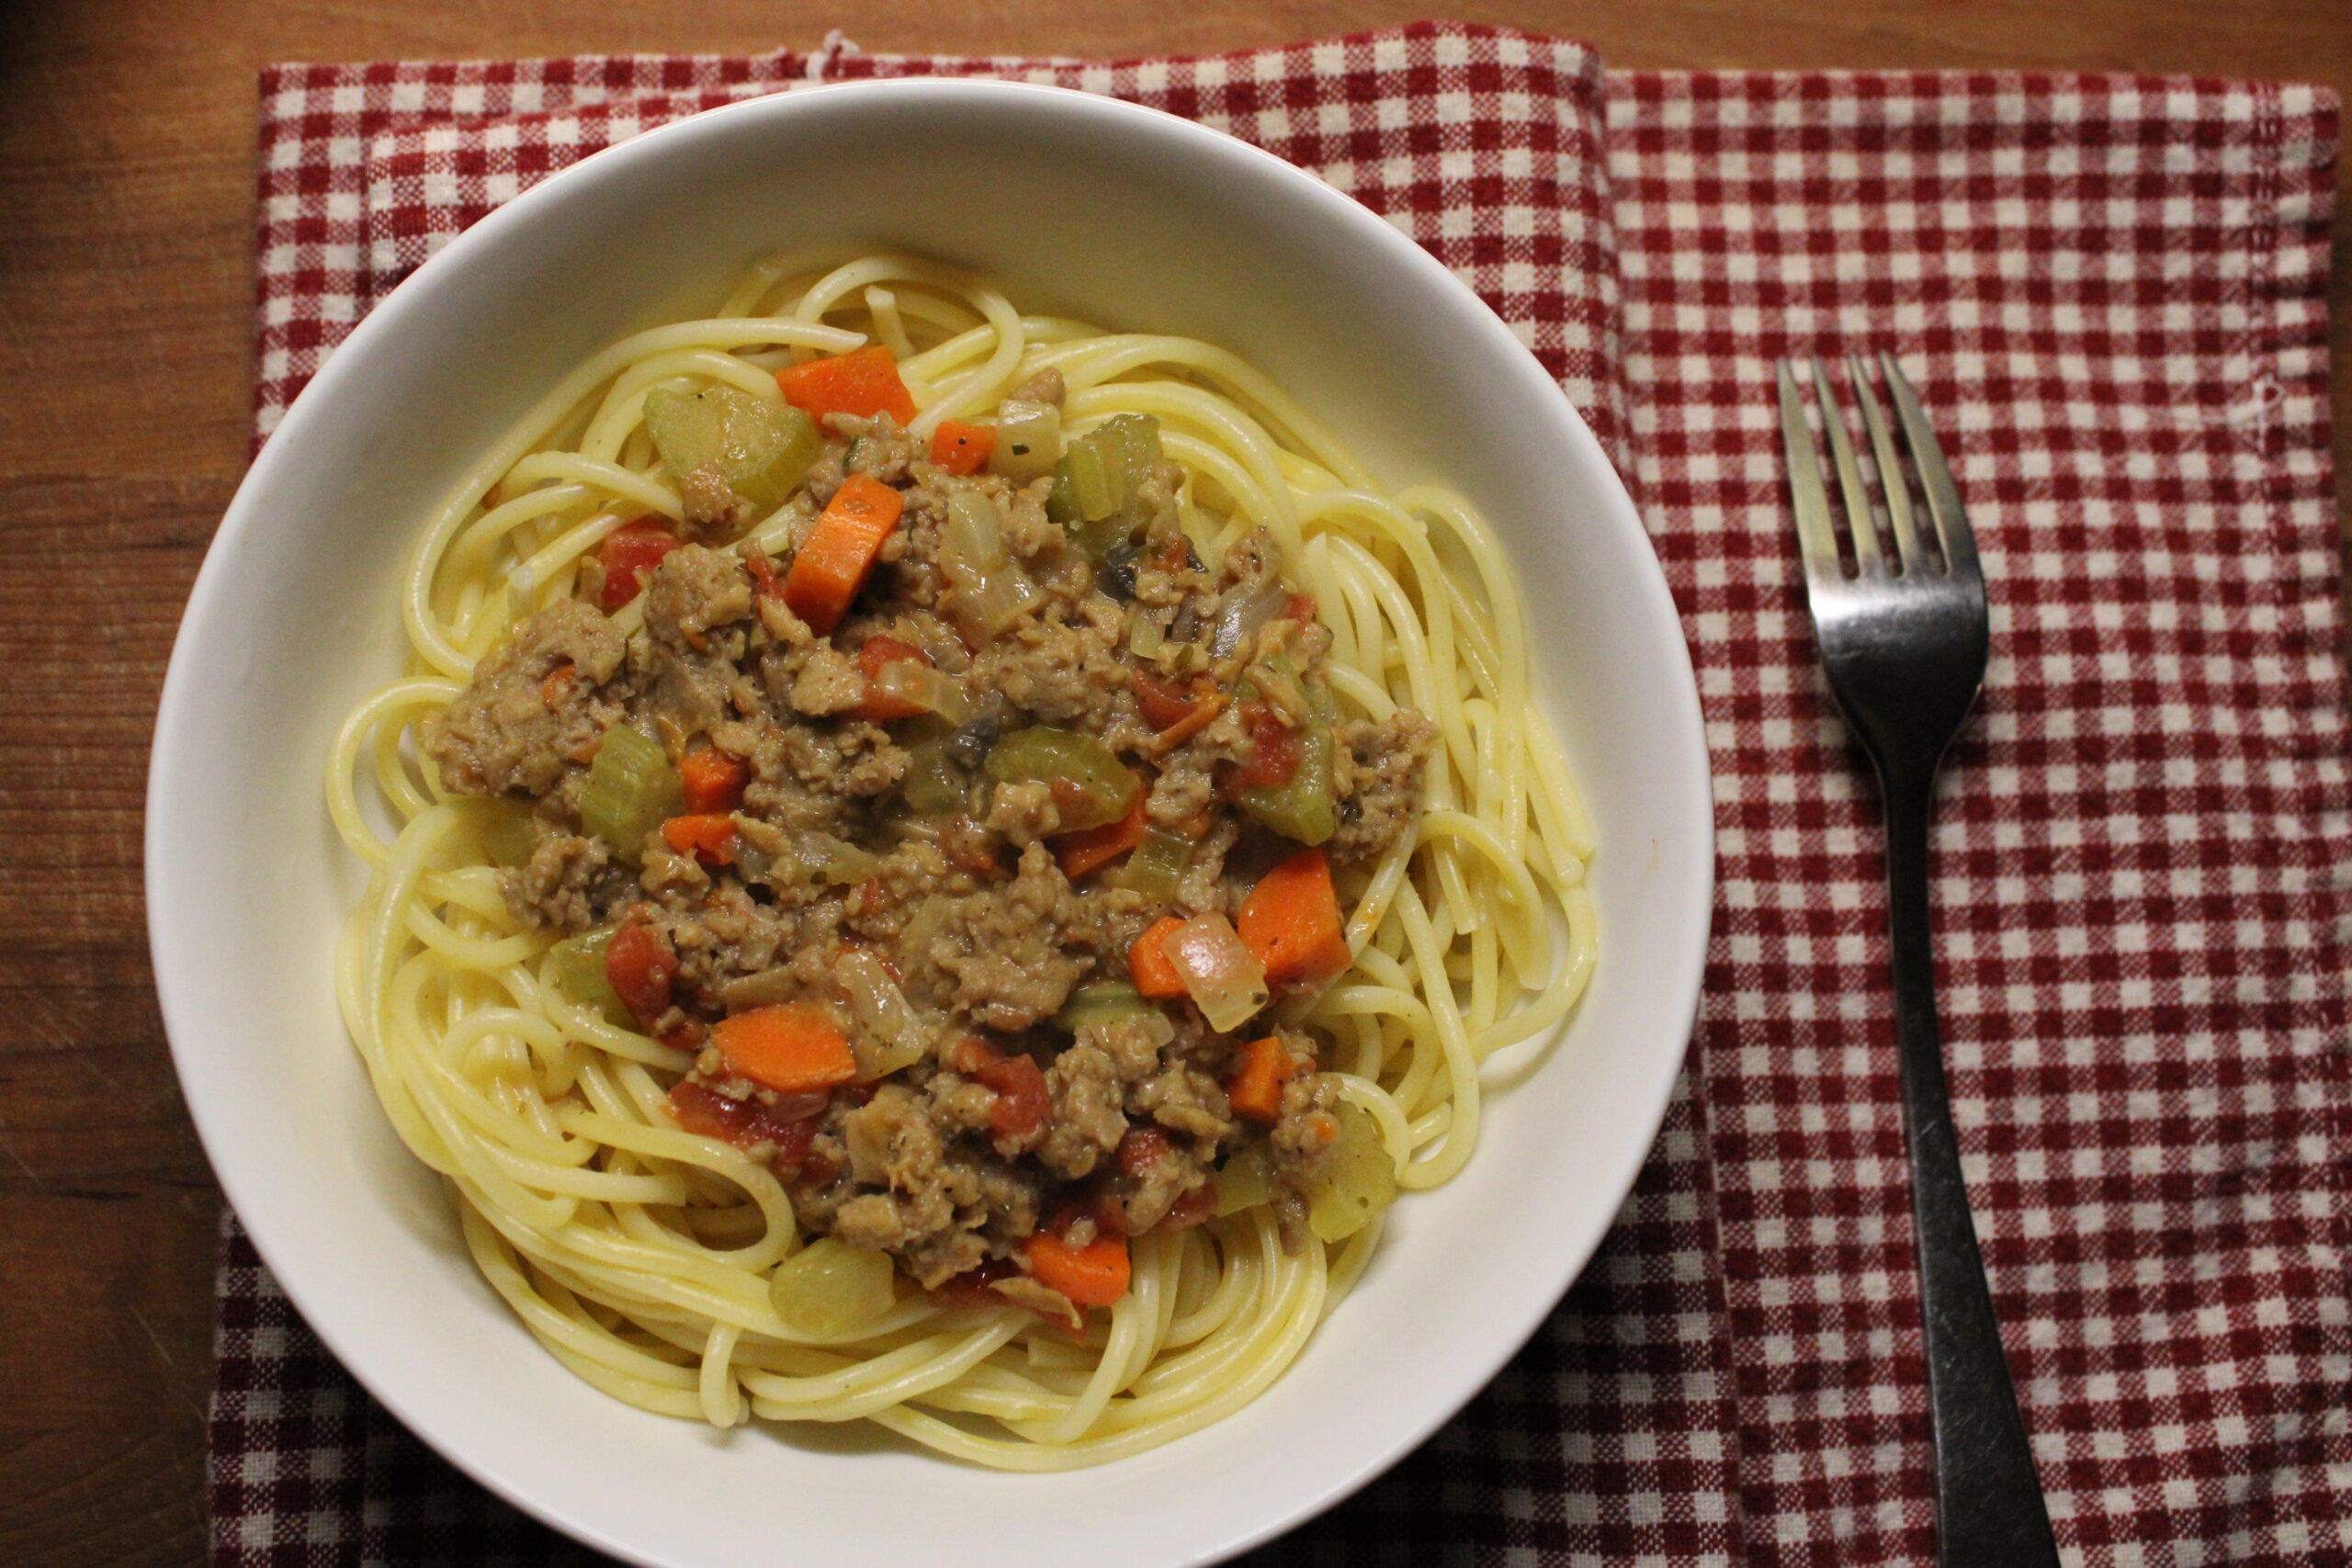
[1226,1035,1298,1125]
[929,420,998,475]
[660,813,738,865]
[776,345,917,423]
[1128,915,1190,998]
[783,473,905,634]
[679,749,750,814]
[713,1005,858,1096]
[1053,789,1148,881]
[1024,1229,1131,1308]
[1237,847,1351,987]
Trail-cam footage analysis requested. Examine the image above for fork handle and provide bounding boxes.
[1882,776,2063,1568]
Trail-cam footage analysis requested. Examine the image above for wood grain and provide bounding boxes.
[0,4,2340,1565]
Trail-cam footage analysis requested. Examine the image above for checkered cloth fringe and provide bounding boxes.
[212,21,2349,1566]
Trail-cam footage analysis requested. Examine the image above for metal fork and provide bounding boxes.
[1776,355,2061,1568]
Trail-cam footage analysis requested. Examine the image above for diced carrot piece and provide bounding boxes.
[1226,1035,1297,1125]
[1052,789,1148,880]
[539,664,577,707]
[1132,669,1200,731]
[929,420,997,475]
[679,749,749,814]
[713,1005,858,1096]
[851,634,932,722]
[605,922,676,1028]
[1236,847,1351,987]
[776,345,917,423]
[783,473,904,634]
[1024,1228,1131,1307]
[1150,692,1228,755]
[660,813,738,865]
[598,521,683,611]
[1128,916,1190,998]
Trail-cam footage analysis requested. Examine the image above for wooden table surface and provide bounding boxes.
[1,2,2343,1562]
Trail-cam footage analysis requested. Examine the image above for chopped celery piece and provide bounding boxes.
[1050,414,1164,559]
[1214,1142,1272,1218]
[1238,673,1337,847]
[1118,828,1192,901]
[1306,1097,1398,1243]
[548,928,632,1029]
[1044,460,1080,530]
[900,739,967,817]
[771,1238,899,1339]
[1065,434,1120,522]
[458,804,534,864]
[983,727,1138,832]
[644,383,820,511]
[1053,979,1150,1032]
[580,726,684,863]
[987,400,1063,482]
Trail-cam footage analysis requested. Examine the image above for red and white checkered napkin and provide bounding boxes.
[213,22,2349,1565]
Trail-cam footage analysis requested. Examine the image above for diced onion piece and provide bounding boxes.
[771,1238,899,1339]
[797,831,880,886]
[835,948,933,1079]
[1127,609,1166,659]
[1306,1098,1398,1243]
[1213,1142,1272,1217]
[1210,583,1290,660]
[987,400,1063,482]
[1161,912,1269,1033]
[939,490,1046,640]
[875,660,971,726]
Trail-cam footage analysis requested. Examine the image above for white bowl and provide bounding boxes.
[149,78,1713,1568]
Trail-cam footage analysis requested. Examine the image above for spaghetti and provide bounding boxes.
[328,253,1598,1469]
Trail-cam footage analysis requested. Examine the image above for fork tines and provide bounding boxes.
[1776,354,1979,585]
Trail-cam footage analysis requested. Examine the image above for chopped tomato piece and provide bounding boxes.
[679,749,749,814]
[928,1257,1017,1309]
[1128,916,1189,998]
[929,420,997,475]
[1283,592,1317,626]
[951,1036,1055,1140]
[667,1080,819,1169]
[1231,700,1301,790]
[851,634,933,722]
[776,344,917,423]
[1116,1124,1172,1180]
[1133,669,1202,731]
[605,922,676,1029]
[660,813,738,865]
[597,521,682,611]
[743,549,784,600]
[1153,1180,1218,1234]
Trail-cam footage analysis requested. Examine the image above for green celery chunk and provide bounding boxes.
[1053,979,1151,1032]
[469,800,537,868]
[771,1238,899,1339]
[1306,1097,1398,1243]
[1044,459,1080,530]
[1117,828,1193,901]
[899,739,968,817]
[644,383,821,511]
[548,928,632,1029]
[580,725,684,862]
[984,727,1138,832]
[1053,414,1164,559]
[1238,674,1338,847]
[1065,434,1120,522]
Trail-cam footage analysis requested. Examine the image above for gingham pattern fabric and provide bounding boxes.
[212,23,2349,1566]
